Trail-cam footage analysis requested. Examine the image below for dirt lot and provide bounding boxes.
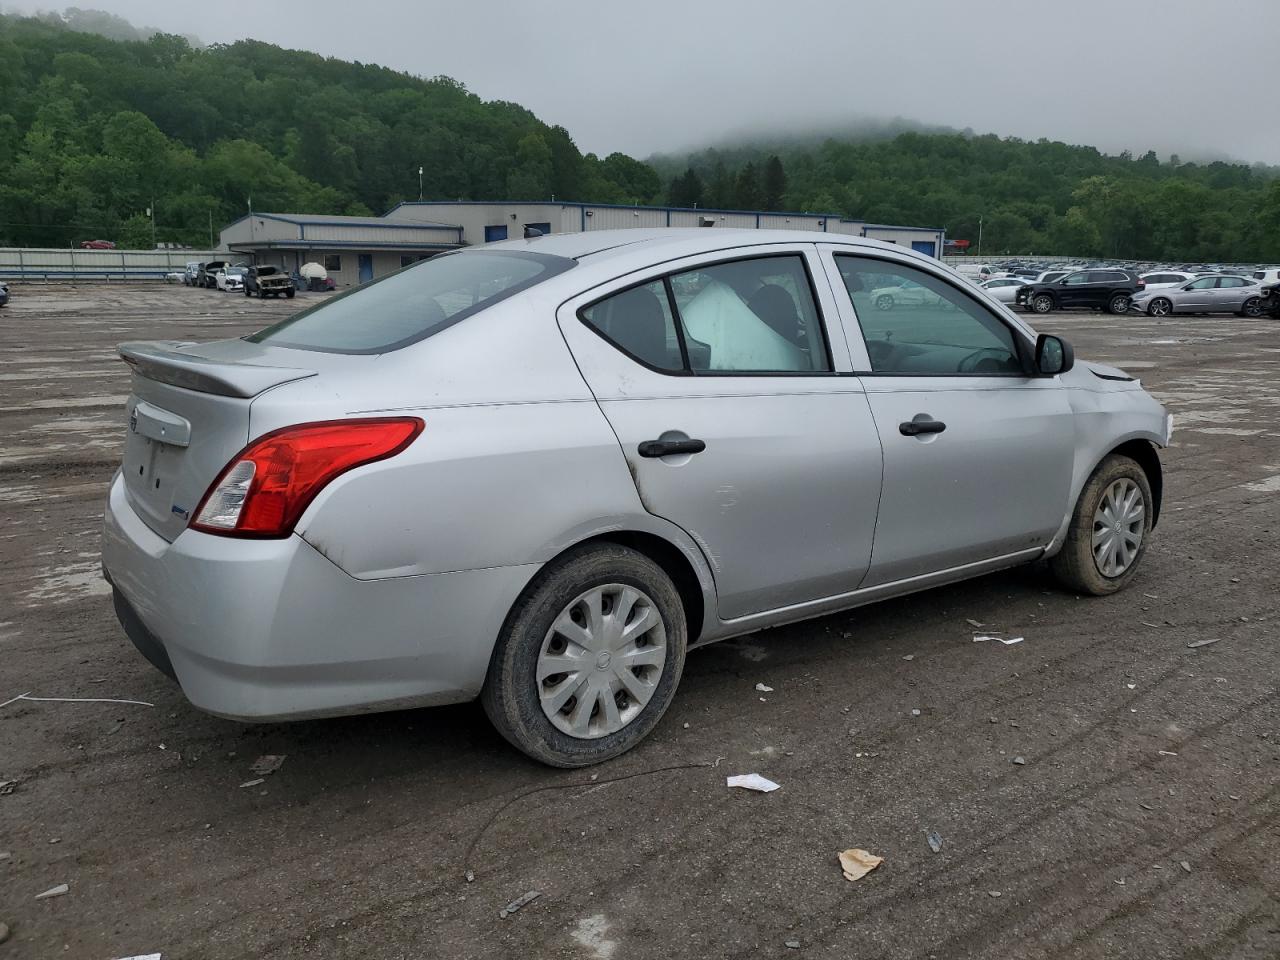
[0,283,1277,960]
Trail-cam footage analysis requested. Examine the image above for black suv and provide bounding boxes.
[1260,281,1280,319]
[244,264,296,299]
[1016,269,1144,315]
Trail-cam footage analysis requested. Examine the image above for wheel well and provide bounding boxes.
[1109,439,1163,527]
[575,531,707,643]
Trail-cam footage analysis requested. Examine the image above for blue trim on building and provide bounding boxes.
[226,239,461,251]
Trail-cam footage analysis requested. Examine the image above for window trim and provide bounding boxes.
[576,251,838,378]
[831,251,1035,379]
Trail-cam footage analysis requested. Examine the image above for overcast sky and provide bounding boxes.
[6,0,1278,164]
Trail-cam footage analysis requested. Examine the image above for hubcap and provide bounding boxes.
[1092,478,1145,578]
[1035,297,1052,313]
[537,583,667,739]
[1150,299,1169,316]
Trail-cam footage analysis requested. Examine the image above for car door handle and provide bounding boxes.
[899,415,947,437]
[638,438,706,458]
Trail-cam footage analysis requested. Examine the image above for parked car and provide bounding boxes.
[196,260,232,288]
[954,263,994,282]
[868,278,954,310]
[1030,270,1070,285]
[1130,275,1264,317]
[1016,269,1144,315]
[1259,281,1280,318]
[102,229,1170,767]
[1251,268,1280,286]
[183,261,202,286]
[1139,271,1195,290]
[215,266,247,292]
[80,239,116,250]
[979,276,1027,303]
[0,281,8,308]
[244,264,296,299]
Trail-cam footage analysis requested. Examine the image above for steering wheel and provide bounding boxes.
[957,348,1013,373]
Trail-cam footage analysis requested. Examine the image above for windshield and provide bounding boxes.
[247,250,575,354]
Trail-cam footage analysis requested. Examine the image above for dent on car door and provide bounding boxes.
[820,247,1076,585]
[556,246,884,620]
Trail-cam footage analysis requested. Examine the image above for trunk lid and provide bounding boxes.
[118,340,317,541]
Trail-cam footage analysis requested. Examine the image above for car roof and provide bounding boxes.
[481,228,927,265]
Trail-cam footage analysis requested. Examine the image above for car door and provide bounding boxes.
[557,245,884,620]
[1057,271,1092,307]
[820,246,1076,585]
[1214,276,1249,310]
[1181,277,1216,311]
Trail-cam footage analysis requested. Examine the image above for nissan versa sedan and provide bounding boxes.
[102,230,1171,767]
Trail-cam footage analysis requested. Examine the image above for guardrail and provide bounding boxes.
[0,247,223,282]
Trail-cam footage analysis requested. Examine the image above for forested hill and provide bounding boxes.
[0,13,659,248]
[2,11,1278,260]
[652,135,1280,262]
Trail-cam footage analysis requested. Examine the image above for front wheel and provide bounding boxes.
[1147,297,1172,317]
[482,543,687,767]
[875,294,895,311]
[1050,454,1153,596]
[1032,294,1054,314]
[1108,294,1131,314]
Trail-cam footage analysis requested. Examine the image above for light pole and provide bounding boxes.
[418,166,423,202]
[146,199,156,249]
[977,216,984,258]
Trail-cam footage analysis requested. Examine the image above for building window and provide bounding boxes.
[324,254,342,272]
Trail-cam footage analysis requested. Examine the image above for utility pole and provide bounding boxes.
[978,216,984,258]
[418,166,423,202]
[208,209,214,249]
[147,199,156,249]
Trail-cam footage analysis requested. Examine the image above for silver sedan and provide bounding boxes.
[103,230,1171,766]
[1131,274,1265,317]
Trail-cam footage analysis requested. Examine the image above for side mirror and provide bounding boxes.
[1035,334,1073,376]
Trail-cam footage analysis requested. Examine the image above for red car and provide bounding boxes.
[80,240,117,250]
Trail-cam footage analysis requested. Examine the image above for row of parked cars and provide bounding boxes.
[182,260,297,298]
[954,261,1280,318]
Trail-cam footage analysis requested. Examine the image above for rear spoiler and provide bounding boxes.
[118,341,317,398]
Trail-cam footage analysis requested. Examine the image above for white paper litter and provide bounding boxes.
[35,883,68,900]
[726,773,780,793]
[754,683,774,692]
[114,955,162,960]
[996,637,1025,645]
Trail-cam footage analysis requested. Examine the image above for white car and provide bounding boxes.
[1139,271,1195,290]
[1251,268,1280,286]
[215,267,246,292]
[980,277,1027,303]
[868,279,953,310]
[954,263,994,282]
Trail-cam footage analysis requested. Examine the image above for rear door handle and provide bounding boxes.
[638,438,706,458]
[899,415,946,437]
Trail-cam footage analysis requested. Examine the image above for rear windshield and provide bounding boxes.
[247,250,574,354]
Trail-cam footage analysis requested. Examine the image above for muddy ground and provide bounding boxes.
[0,283,1276,960]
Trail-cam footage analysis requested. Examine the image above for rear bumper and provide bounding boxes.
[101,472,539,721]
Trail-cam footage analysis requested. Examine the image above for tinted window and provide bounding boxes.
[248,251,574,354]
[582,255,830,374]
[1219,277,1248,287]
[835,255,1022,375]
[1062,273,1090,285]
[1254,272,1266,279]
[581,280,682,372]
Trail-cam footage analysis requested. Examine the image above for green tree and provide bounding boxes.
[734,162,762,209]
[762,155,786,210]
[667,167,703,207]
[506,132,553,199]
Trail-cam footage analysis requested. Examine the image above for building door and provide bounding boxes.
[484,225,508,243]
[911,240,936,257]
[358,254,373,283]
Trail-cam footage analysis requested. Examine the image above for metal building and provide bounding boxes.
[221,203,944,288]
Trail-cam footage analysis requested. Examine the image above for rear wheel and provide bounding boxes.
[1242,297,1262,318]
[482,543,687,767]
[1050,454,1153,596]
[1108,294,1131,313]
[1032,294,1054,314]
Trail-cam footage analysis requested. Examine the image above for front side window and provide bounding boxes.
[1062,272,1090,285]
[835,255,1023,376]
[1188,278,1216,290]
[581,254,831,374]
[248,250,574,354]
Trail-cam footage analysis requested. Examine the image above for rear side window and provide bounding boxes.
[581,255,831,374]
[247,251,574,354]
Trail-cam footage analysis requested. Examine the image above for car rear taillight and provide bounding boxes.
[191,418,424,538]
[1135,278,1146,288]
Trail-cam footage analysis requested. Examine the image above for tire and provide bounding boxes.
[1242,297,1262,318]
[1147,297,1172,317]
[1050,454,1154,596]
[1107,294,1131,314]
[481,543,687,767]
[243,286,251,297]
[285,289,295,299]
[1032,294,1054,314]
[876,294,895,311]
